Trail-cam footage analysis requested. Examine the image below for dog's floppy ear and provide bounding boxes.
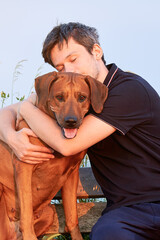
[84,75,108,113]
[35,71,58,114]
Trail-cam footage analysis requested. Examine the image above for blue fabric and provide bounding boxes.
[90,202,160,240]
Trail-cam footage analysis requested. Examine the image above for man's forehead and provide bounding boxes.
[53,38,80,52]
[50,38,84,65]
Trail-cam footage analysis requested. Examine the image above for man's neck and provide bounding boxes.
[97,62,109,83]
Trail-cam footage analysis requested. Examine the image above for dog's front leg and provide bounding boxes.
[13,157,37,240]
[61,163,83,240]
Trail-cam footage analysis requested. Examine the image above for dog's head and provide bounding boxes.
[35,71,108,139]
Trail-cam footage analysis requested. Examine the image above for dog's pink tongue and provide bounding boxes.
[63,128,78,139]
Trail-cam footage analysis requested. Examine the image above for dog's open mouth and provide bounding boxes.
[63,128,78,139]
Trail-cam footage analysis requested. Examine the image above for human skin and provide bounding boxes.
[0,38,115,162]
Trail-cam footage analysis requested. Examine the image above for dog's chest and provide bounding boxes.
[31,156,79,202]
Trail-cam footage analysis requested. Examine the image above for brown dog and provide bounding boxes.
[0,72,108,240]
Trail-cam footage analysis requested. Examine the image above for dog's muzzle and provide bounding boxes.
[63,116,79,139]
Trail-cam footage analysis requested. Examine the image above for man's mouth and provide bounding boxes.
[63,128,78,139]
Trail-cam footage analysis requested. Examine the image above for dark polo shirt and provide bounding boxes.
[88,63,160,212]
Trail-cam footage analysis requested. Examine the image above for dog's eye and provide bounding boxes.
[56,95,64,102]
[78,95,86,102]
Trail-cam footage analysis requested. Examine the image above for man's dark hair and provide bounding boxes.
[42,22,106,67]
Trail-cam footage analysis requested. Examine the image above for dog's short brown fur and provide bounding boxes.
[0,72,108,240]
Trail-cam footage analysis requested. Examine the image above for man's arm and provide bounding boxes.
[0,104,55,164]
[20,101,116,157]
[0,103,18,143]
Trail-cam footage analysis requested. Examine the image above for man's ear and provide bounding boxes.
[35,71,58,113]
[92,44,103,60]
[84,76,108,113]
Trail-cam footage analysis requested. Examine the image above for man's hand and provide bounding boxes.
[8,128,55,164]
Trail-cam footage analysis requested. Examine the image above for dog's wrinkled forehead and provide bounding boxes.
[48,72,89,92]
[55,72,86,82]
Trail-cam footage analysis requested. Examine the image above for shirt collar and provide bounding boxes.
[104,63,118,87]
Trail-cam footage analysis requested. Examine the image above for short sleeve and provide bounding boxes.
[92,80,151,135]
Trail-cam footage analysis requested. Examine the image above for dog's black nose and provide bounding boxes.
[64,116,78,127]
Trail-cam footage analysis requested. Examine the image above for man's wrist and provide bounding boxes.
[19,100,32,118]
[4,127,17,149]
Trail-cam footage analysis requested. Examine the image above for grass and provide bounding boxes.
[40,233,90,240]
[11,59,27,104]
[1,91,10,108]
[0,60,45,108]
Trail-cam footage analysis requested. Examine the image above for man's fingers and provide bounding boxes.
[28,150,55,159]
[15,119,20,130]
[30,144,54,154]
[18,152,55,164]
[19,128,54,153]
[17,158,44,164]
[12,128,55,164]
[17,145,55,163]
[21,129,54,153]
[20,156,51,161]
[22,128,38,137]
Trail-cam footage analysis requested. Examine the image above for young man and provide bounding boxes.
[0,22,160,239]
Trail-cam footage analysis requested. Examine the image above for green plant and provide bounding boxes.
[0,90,25,108]
[16,95,25,102]
[1,91,10,108]
[11,59,27,104]
[0,60,45,109]
[81,154,90,167]
[42,233,66,240]
[28,63,44,97]
[40,233,90,240]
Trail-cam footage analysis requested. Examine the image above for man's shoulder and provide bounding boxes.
[111,68,159,101]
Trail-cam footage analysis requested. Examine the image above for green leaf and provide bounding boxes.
[42,233,66,240]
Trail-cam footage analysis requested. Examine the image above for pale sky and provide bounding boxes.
[0,0,160,106]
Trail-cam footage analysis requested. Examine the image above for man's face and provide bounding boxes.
[50,38,101,80]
